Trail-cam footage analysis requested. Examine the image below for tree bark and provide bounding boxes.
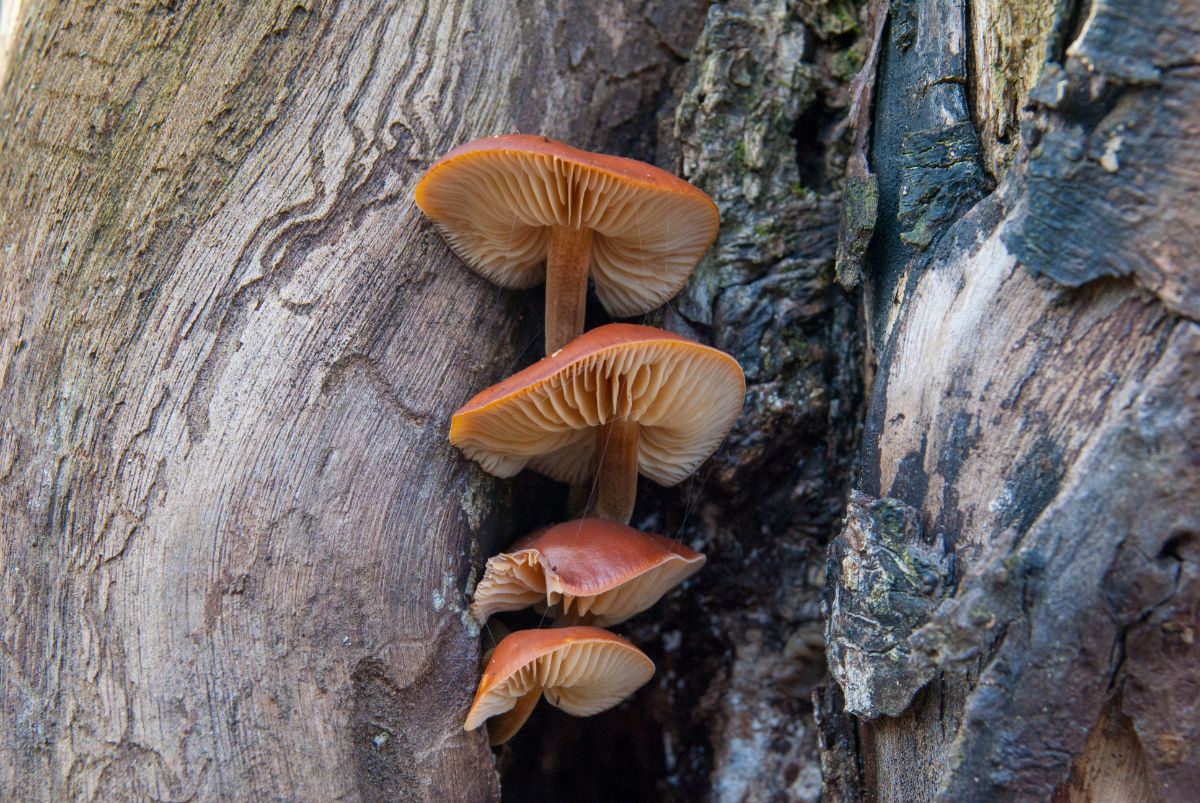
[823,0,1200,801]
[0,1,708,799]
[8,0,1191,800]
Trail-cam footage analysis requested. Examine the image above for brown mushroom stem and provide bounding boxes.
[544,225,593,355]
[486,686,542,746]
[591,416,639,524]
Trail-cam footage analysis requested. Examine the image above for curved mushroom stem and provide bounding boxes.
[544,225,593,355]
[590,417,639,524]
[486,686,542,746]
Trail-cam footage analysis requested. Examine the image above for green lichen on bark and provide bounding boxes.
[671,0,861,494]
[834,173,876,288]
[673,0,823,326]
[824,491,952,718]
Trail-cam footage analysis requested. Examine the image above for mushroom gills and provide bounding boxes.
[463,627,654,742]
[486,685,541,746]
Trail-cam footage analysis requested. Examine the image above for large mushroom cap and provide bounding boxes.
[414,134,719,317]
[470,518,705,626]
[463,627,654,734]
[450,323,745,487]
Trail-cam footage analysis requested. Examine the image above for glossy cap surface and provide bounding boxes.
[470,519,705,626]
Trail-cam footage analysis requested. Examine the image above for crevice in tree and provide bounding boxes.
[493,2,870,800]
[1053,0,1091,65]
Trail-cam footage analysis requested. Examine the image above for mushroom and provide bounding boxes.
[414,134,719,354]
[470,518,705,626]
[450,323,745,523]
[464,626,654,745]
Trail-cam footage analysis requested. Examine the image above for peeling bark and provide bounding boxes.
[826,0,1200,800]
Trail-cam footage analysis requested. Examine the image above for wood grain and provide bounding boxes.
[0,1,707,799]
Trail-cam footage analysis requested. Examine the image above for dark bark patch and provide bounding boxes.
[350,657,421,803]
[992,435,1064,537]
[813,682,863,802]
[888,434,928,508]
[1005,0,1200,320]
[896,123,988,250]
[933,410,980,545]
[825,491,952,717]
[864,0,987,342]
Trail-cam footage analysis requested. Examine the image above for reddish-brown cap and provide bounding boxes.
[449,323,745,486]
[463,627,654,738]
[470,519,705,626]
[414,134,719,317]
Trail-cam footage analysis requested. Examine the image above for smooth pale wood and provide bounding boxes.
[0,1,703,800]
[544,225,593,355]
[1053,703,1162,803]
[591,417,640,524]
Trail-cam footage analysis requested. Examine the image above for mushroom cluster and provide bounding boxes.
[416,135,744,745]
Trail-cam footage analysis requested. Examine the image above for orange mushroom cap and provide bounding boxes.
[449,323,745,487]
[414,134,719,317]
[470,519,705,626]
[464,627,654,740]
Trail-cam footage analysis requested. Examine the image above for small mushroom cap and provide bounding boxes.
[414,134,719,317]
[450,323,745,487]
[470,519,706,626]
[463,627,654,732]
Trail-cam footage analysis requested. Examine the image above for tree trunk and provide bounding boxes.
[5,0,1194,800]
[822,0,1200,801]
[0,1,709,799]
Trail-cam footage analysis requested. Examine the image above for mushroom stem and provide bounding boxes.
[544,225,593,355]
[591,416,640,524]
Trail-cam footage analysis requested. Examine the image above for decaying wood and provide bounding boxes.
[9,0,1190,798]
[498,1,866,799]
[654,2,863,799]
[0,1,713,799]
[968,0,1061,176]
[825,0,1200,800]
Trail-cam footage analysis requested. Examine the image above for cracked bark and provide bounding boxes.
[824,0,1200,801]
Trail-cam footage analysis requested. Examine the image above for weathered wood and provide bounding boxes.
[968,0,1061,176]
[1005,0,1200,319]
[826,0,1200,800]
[0,1,709,799]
